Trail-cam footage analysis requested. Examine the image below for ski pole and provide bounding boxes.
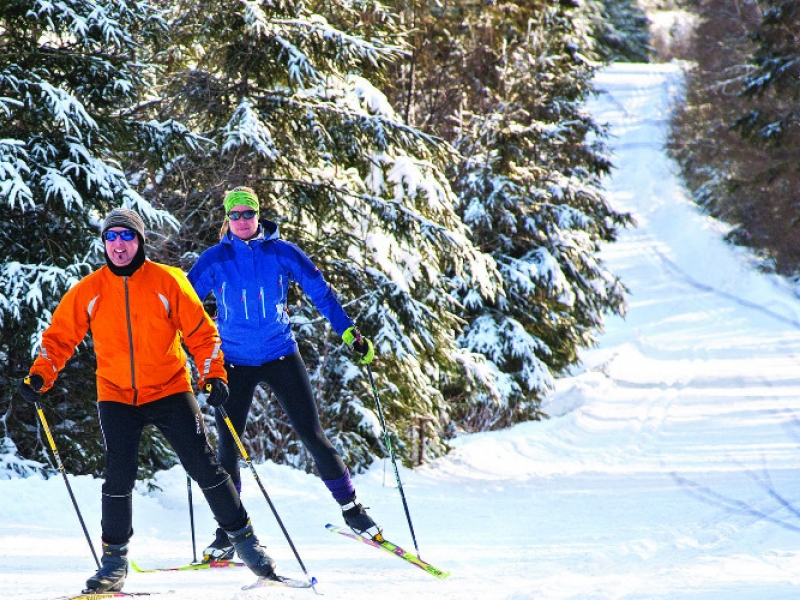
[205,385,317,590]
[364,364,421,557]
[33,396,100,569]
[186,474,198,563]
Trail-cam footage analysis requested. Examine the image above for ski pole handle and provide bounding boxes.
[25,378,60,458]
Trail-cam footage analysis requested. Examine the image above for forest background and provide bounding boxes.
[1,0,790,483]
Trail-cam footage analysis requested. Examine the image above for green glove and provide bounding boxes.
[342,327,375,365]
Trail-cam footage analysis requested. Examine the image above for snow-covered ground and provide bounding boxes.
[4,62,800,599]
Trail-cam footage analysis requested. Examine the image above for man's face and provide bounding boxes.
[104,228,139,267]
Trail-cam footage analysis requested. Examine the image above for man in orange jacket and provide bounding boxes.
[18,208,277,593]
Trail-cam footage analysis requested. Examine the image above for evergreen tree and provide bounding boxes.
[668,0,800,273]
[384,0,631,430]
[139,0,500,469]
[590,0,652,63]
[737,1,800,143]
[0,0,195,477]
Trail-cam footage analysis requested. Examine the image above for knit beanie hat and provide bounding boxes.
[223,187,260,213]
[102,208,146,241]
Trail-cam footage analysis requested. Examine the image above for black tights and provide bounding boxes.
[216,352,347,486]
[98,393,247,544]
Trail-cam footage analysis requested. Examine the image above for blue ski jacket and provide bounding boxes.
[188,219,354,366]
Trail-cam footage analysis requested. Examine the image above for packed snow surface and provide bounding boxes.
[3,62,800,599]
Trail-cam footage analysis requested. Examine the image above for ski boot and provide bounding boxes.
[226,520,276,578]
[203,527,235,562]
[341,496,383,541]
[84,542,128,593]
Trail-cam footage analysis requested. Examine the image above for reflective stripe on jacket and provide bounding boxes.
[31,260,226,405]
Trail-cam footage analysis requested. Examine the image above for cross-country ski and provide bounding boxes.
[326,524,450,579]
[51,592,166,600]
[129,560,244,573]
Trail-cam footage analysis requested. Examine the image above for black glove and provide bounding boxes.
[18,374,44,404]
[204,378,229,408]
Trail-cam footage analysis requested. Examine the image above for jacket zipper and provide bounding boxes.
[242,289,249,319]
[123,277,138,405]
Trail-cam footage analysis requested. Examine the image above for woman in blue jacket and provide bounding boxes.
[188,187,380,561]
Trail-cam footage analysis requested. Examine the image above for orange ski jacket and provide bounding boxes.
[30,260,226,405]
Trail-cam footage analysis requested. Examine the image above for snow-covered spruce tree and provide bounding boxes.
[588,0,652,63]
[668,0,800,273]
[139,0,499,469]
[735,0,800,272]
[384,0,631,430]
[738,0,800,143]
[0,0,195,477]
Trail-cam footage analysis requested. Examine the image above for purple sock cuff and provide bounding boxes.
[323,471,355,503]
[234,480,242,494]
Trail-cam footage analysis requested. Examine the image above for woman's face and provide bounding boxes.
[227,204,259,240]
[104,228,140,267]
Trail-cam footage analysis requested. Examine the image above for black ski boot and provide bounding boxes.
[226,520,276,578]
[203,527,235,562]
[341,496,383,541]
[84,542,128,593]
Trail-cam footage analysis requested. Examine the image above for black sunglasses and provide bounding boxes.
[228,209,257,221]
[103,229,137,242]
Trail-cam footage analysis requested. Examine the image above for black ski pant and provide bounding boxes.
[98,392,247,545]
[217,351,347,487]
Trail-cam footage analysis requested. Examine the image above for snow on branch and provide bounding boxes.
[29,0,148,49]
[350,75,396,117]
[461,314,554,395]
[0,262,86,327]
[0,139,33,209]
[62,140,126,201]
[281,35,326,87]
[524,246,575,306]
[121,190,181,233]
[42,167,84,209]
[0,95,23,116]
[38,81,98,135]
[272,14,405,67]
[222,99,279,159]
[0,437,45,480]
[240,0,271,39]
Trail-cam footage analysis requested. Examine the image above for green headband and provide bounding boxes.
[224,190,260,213]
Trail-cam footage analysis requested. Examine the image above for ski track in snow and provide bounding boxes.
[3,63,800,599]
